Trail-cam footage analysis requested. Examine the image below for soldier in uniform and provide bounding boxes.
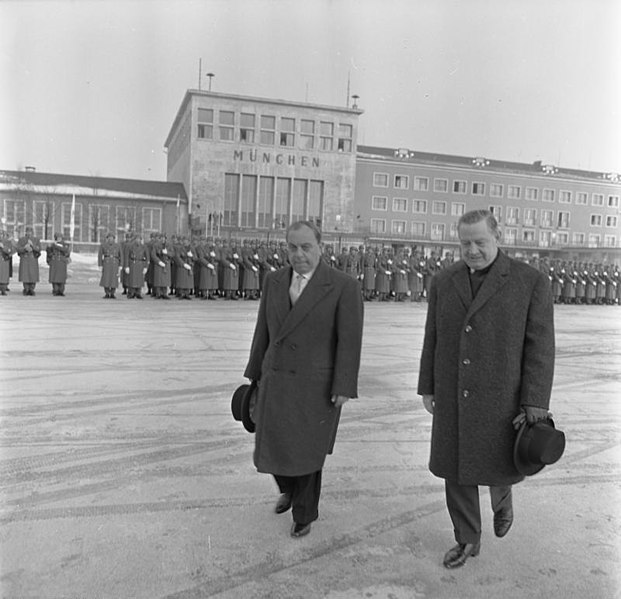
[151,232,174,299]
[393,248,410,302]
[174,236,195,300]
[119,231,130,295]
[595,264,606,305]
[408,249,425,302]
[375,247,393,301]
[197,237,219,300]
[574,263,586,304]
[123,233,149,299]
[560,262,576,304]
[145,232,157,296]
[361,246,377,301]
[336,246,349,271]
[16,226,41,296]
[322,244,338,268]
[0,230,14,295]
[584,264,597,305]
[242,239,261,299]
[46,232,71,296]
[222,239,242,300]
[98,232,122,298]
[344,246,361,280]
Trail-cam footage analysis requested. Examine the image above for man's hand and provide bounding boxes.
[331,395,349,408]
[422,394,434,414]
[524,405,550,424]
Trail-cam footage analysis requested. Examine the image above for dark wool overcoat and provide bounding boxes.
[417,251,555,487]
[98,242,121,288]
[17,237,41,283]
[244,260,364,477]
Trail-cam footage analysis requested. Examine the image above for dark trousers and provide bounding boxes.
[273,470,322,526]
[445,479,512,544]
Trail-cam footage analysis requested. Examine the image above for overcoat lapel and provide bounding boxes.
[466,251,511,318]
[450,264,473,311]
[275,261,332,341]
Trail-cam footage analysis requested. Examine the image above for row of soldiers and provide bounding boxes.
[0,227,71,296]
[534,257,621,305]
[96,232,458,302]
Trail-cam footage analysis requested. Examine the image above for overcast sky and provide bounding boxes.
[1,0,620,181]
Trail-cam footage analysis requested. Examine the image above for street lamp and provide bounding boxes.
[206,73,215,91]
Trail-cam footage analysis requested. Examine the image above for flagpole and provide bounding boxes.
[70,194,76,251]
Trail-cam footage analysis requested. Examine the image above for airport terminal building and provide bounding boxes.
[2,89,620,261]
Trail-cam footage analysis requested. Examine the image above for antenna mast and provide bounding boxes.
[198,58,202,90]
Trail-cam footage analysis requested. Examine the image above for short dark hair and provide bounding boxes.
[286,220,322,244]
[458,209,500,239]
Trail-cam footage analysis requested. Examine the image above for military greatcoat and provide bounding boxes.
[418,251,555,487]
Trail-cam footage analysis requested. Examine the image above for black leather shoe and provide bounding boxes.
[443,542,481,569]
[494,507,514,538]
[290,522,311,538]
[275,493,292,514]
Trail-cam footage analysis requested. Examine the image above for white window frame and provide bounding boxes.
[371,196,388,211]
[411,221,426,236]
[413,176,429,192]
[433,178,448,193]
[559,190,572,204]
[394,174,409,190]
[391,219,407,235]
[432,200,447,215]
[576,192,588,205]
[392,197,408,212]
[370,218,386,234]
[591,193,604,206]
[525,187,539,201]
[507,185,521,200]
[606,215,618,227]
[472,181,486,196]
[490,183,504,198]
[451,202,465,216]
[373,172,389,187]
[452,180,467,194]
[542,188,555,203]
[608,195,620,208]
[412,199,428,214]
[590,214,603,227]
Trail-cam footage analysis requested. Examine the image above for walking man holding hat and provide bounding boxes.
[244,220,363,538]
[418,209,555,568]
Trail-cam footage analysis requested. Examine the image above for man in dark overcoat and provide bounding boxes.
[418,209,555,569]
[98,232,121,298]
[244,220,364,538]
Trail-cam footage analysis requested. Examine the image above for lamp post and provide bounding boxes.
[351,94,359,108]
[206,73,215,91]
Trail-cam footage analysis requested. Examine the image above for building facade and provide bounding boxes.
[164,90,362,239]
[0,170,187,250]
[355,146,621,262]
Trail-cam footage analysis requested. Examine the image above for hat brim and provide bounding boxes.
[231,384,248,422]
[241,381,257,433]
[513,419,546,476]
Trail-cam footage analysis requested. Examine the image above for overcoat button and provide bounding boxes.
[462,358,471,365]
[462,390,470,398]
[465,325,472,333]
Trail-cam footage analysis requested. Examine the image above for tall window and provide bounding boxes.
[413,176,429,191]
[588,234,601,247]
[453,180,467,194]
[576,192,588,205]
[472,182,486,196]
[604,235,617,247]
[504,228,517,245]
[299,119,315,150]
[524,208,537,226]
[275,178,290,228]
[241,175,257,227]
[90,204,111,242]
[260,115,276,145]
[219,111,235,141]
[489,205,502,222]
[490,183,504,198]
[451,202,465,216]
[373,173,389,187]
[522,229,535,242]
[392,220,406,234]
[412,221,426,236]
[434,178,448,193]
[431,223,445,240]
[33,200,51,239]
[590,214,602,227]
[507,185,521,199]
[573,232,585,245]
[606,215,618,227]
[224,174,240,226]
[393,198,408,212]
[3,199,26,237]
[258,176,274,228]
[115,206,136,234]
[559,190,572,204]
[557,211,570,228]
[525,187,539,201]
[197,108,214,139]
[279,117,295,147]
[337,123,353,152]
[394,175,409,189]
[308,180,324,228]
[142,207,161,236]
[319,121,333,150]
[412,200,427,214]
[541,209,554,227]
[370,219,386,234]
[608,195,620,208]
[542,188,555,202]
[371,196,387,211]
[240,113,255,143]
[506,206,519,225]
[432,201,447,215]
[292,179,307,222]
[592,193,604,206]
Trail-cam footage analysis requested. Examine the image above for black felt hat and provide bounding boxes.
[231,381,257,433]
[513,418,565,476]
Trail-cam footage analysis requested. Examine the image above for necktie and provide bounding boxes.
[289,273,305,305]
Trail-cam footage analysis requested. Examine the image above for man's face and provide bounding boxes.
[287,225,321,275]
[458,219,499,271]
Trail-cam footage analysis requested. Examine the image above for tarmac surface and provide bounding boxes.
[0,254,620,599]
